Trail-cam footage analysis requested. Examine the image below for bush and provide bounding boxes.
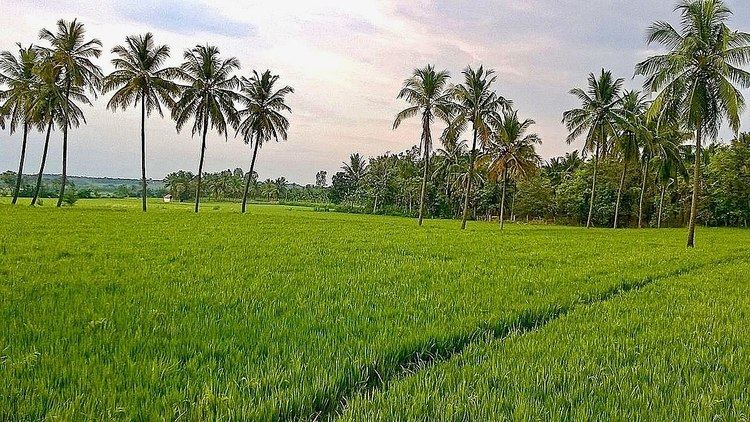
[62,190,78,206]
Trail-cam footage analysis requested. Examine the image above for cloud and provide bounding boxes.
[114,0,255,38]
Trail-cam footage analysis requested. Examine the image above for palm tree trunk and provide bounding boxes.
[614,161,627,228]
[638,159,649,228]
[194,113,209,213]
[417,115,432,226]
[687,123,702,248]
[57,78,71,207]
[32,120,53,206]
[586,142,600,228]
[242,132,260,213]
[499,168,508,229]
[12,121,29,205]
[461,126,478,230]
[658,184,666,229]
[140,98,147,212]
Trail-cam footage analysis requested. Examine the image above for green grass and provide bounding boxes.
[340,261,750,421]
[1,199,749,419]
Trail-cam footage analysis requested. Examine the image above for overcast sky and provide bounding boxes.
[1,0,748,184]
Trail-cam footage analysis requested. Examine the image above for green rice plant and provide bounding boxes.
[1,199,748,419]
[340,261,750,420]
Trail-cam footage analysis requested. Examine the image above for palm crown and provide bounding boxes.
[485,110,541,180]
[172,44,241,137]
[38,19,103,94]
[635,0,750,137]
[236,70,294,147]
[445,66,511,146]
[103,32,178,116]
[0,44,38,132]
[393,65,452,152]
[562,69,624,158]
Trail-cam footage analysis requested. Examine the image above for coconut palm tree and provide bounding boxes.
[613,90,648,228]
[654,133,689,228]
[102,33,179,212]
[235,70,293,213]
[172,45,241,213]
[481,110,542,229]
[38,19,103,207]
[640,119,692,227]
[29,53,86,206]
[0,44,38,204]
[562,69,624,228]
[342,153,368,205]
[433,137,468,202]
[635,0,750,246]
[445,66,511,229]
[393,65,453,225]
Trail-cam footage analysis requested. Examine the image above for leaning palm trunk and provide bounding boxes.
[12,122,29,205]
[614,161,627,228]
[32,120,54,206]
[687,124,702,248]
[637,159,650,228]
[657,184,666,229]
[140,99,147,212]
[57,78,72,207]
[194,113,209,213]
[461,127,479,230]
[499,167,508,229]
[586,142,600,228]
[241,133,261,213]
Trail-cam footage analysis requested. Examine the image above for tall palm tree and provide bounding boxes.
[0,44,38,204]
[635,0,750,246]
[433,137,468,200]
[103,33,179,212]
[342,153,368,205]
[445,66,511,229]
[29,53,86,206]
[481,110,541,229]
[38,19,103,207]
[172,45,241,213]
[613,90,648,228]
[562,69,624,228]
[393,65,452,225]
[640,119,691,227]
[654,134,689,228]
[236,70,293,213]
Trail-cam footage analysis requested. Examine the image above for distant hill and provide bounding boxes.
[29,174,165,190]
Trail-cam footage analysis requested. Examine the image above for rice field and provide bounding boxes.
[1,199,749,420]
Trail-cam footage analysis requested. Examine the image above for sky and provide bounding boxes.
[1,0,749,184]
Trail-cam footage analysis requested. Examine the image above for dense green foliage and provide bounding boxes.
[2,200,749,419]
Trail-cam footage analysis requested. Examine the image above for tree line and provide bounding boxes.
[2,0,749,248]
[0,20,293,213]
[335,0,750,248]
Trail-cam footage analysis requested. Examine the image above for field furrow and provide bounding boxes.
[339,260,750,420]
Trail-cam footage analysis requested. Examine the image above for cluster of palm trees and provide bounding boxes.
[562,0,749,247]
[394,65,542,230]
[0,20,293,213]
